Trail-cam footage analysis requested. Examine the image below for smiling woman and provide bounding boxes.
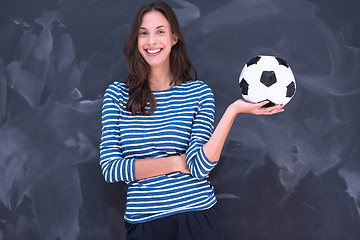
[99,1,283,240]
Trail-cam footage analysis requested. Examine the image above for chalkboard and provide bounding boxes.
[1,0,359,239]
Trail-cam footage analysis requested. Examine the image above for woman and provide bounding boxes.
[100,1,284,239]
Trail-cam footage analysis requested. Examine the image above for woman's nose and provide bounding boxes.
[148,33,157,45]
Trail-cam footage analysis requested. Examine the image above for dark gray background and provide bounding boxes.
[1,0,360,239]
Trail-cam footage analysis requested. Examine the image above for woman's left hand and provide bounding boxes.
[230,99,284,115]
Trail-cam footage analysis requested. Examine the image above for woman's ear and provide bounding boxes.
[172,34,178,46]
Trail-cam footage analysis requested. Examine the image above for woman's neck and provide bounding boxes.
[148,65,175,91]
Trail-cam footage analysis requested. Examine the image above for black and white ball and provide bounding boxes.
[239,55,296,107]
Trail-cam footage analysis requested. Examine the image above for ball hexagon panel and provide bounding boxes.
[256,55,281,71]
[273,65,295,86]
[245,82,269,103]
[239,64,263,84]
[268,82,288,104]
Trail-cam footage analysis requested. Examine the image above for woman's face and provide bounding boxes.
[138,11,178,69]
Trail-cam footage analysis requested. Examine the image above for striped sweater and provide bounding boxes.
[99,80,218,223]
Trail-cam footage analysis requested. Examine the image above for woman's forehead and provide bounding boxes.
[140,11,170,29]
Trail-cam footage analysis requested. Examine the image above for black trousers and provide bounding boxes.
[125,207,224,240]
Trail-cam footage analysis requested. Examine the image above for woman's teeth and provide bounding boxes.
[147,49,161,54]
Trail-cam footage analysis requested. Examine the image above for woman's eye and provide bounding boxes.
[139,31,147,36]
[157,30,165,34]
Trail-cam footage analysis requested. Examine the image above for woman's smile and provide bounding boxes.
[146,48,163,55]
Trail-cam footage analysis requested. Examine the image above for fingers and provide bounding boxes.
[263,104,284,115]
[236,99,285,115]
[255,103,284,115]
[258,100,270,108]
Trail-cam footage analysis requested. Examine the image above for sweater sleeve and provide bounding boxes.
[185,82,217,179]
[99,83,136,183]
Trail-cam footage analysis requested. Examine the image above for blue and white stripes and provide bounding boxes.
[99,80,218,223]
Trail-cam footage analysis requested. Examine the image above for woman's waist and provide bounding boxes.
[126,173,214,204]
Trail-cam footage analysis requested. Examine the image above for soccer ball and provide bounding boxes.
[239,55,296,107]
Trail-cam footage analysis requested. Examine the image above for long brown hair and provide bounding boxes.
[123,1,197,115]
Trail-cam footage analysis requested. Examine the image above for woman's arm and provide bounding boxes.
[203,99,284,163]
[134,99,283,180]
[134,154,190,180]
